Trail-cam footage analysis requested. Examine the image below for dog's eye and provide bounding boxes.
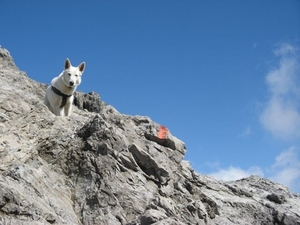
[68,73,71,76]
[75,74,78,77]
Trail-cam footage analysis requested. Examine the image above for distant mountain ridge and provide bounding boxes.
[0,47,300,225]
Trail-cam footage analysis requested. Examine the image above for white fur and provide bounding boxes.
[44,58,85,116]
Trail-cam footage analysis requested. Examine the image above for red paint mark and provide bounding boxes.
[157,125,168,139]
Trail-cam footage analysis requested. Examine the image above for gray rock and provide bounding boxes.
[140,209,167,225]
[267,193,286,204]
[0,47,300,225]
[74,91,104,113]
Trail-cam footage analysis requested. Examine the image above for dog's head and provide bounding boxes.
[62,58,85,88]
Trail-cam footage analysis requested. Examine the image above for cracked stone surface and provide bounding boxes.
[1,47,300,225]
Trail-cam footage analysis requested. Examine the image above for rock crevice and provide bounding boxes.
[1,47,300,225]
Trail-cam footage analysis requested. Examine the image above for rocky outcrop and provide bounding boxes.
[73,91,104,113]
[0,47,300,225]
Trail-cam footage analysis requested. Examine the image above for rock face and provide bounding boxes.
[0,47,300,225]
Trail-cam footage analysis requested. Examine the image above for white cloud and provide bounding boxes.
[209,166,264,181]
[273,146,299,167]
[260,43,300,140]
[269,146,300,190]
[260,97,300,139]
[208,147,300,192]
[274,42,297,57]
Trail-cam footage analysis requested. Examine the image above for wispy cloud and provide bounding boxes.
[260,43,300,140]
[208,147,300,193]
[207,43,300,193]
[238,126,252,138]
[268,146,300,191]
[209,166,264,181]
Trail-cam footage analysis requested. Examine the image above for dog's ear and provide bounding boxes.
[65,58,71,69]
[78,62,85,73]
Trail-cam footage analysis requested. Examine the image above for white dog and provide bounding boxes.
[44,58,85,116]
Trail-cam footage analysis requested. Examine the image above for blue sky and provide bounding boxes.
[1,1,300,192]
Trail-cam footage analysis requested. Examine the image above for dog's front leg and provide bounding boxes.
[64,104,72,117]
[64,96,73,117]
[53,107,64,116]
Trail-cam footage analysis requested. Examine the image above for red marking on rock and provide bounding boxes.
[157,125,168,139]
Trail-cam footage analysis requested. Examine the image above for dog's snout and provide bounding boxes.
[69,81,74,86]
